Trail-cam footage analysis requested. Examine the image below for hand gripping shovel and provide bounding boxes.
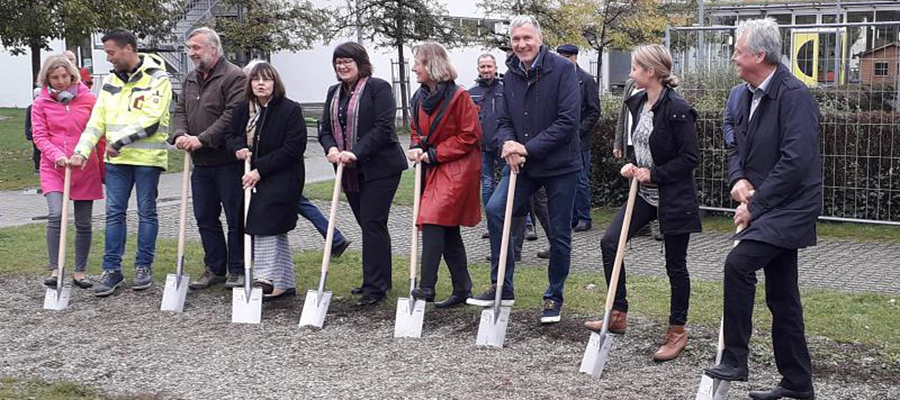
[43,166,73,310]
[579,177,639,377]
[161,154,192,312]
[476,169,518,348]
[695,223,747,400]
[394,161,426,338]
[299,162,343,328]
[232,159,263,324]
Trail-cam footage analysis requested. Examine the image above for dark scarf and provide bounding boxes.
[417,81,455,115]
[411,81,456,158]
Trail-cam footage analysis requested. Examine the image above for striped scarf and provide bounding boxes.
[245,100,261,147]
[330,77,368,192]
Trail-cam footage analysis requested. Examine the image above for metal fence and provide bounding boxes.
[667,21,900,225]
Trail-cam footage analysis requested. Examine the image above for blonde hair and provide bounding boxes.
[632,44,679,88]
[413,42,458,83]
[37,54,80,88]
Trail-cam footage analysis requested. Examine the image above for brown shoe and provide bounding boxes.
[652,325,688,362]
[583,310,627,334]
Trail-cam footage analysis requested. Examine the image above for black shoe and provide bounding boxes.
[573,221,592,232]
[536,249,550,259]
[331,239,351,258]
[466,285,514,307]
[357,292,385,306]
[72,276,93,289]
[252,279,274,295]
[93,270,124,297]
[749,386,815,400]
[263,288,296,302]
[514,253,522,262]
[525,225,538,241]
[481,230,490,239]
[350,286,364,295]
[44,275,58,288]
[435,292,470,308]
[410,287,435,302]
[703,364,749,382]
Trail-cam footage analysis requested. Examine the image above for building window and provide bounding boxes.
[875,62,888,76]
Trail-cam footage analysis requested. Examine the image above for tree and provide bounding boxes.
[216,0,335,64]
[337,0,469,127]
[0,0,182,86]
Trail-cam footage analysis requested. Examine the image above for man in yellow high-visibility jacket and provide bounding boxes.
[70,28,172,297]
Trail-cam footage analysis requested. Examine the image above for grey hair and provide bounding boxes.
[187,27,224,56]
[736,18,782,65]
[508,15,542,38]
[477,53,496,65]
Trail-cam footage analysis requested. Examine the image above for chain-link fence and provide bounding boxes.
[667,21,900,225]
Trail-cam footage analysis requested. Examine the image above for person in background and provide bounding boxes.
[468,53,503,240]
[556,44,600,233]
[32,54,103,290]
[70,28,172,297]
[408,42,482,308]
[64,50,93,89]
[25,87,42,174]
[318,42,408,307]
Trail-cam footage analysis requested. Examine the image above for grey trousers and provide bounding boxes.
[45,192,93,272]
[253,234,295,289]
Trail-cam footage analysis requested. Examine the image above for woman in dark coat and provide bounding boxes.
[318,42,408,306]
[407,43,482,308]
[584,44,701,362]
[226,61,306,300]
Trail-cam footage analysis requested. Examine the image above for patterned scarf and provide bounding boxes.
[49,85,78,105]
[330,77,369,192]
[245,100,261,147]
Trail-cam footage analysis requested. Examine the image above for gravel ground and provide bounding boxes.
[1,277,897,400]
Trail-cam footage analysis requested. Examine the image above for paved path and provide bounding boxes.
[2,133,899,294]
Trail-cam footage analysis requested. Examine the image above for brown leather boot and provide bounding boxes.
[583,310,627,334]
[652,325,688,362]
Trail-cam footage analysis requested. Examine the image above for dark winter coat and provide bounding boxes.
[575,66,601,151]
[468,77,503,151]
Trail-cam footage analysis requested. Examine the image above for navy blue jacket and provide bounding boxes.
[497,46,581,178]
[468,77,504,151]
[728,64,822,249]
[576,66,601,151]
[722,84,742,148]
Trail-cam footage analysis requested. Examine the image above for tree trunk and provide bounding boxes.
[30,42,42,88]
[397,43,409,128]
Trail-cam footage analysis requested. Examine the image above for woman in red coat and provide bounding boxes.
[408,42,483,308]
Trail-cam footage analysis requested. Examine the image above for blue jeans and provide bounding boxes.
[298,194,347,246]
[486,168,578,303]
[102,164,162,271]
[481,150,502,209]
[192,163,244,275]
[573,150,592,224]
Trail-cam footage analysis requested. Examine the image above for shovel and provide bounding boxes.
[394,161,426,338]
[579,176,639,378]
[696,222,748,400]
[232,158,263,324]
[161,154,191,312]
[299,162,343,328]
[476,168,518,348]
[43,166,73,311]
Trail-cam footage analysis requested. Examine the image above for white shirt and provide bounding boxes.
[625,87,645,146]
[747,68,776,121]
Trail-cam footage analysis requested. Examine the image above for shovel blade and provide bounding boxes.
[231,286,263,324]
[393,297,426,338]
[298,290,332,328]
[43,285,72,311]
[696,373,731,400]
[579,331,614,378]
[160,273,190,312]
[475,307,511,348]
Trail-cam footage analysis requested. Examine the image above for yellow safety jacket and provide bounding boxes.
[75,53,172,169]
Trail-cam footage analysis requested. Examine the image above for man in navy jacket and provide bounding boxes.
[466,15,581,324]
[703,19,820,400]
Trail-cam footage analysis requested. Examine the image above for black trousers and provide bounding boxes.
[420,224,472,294]
[192,163,244,276]
[346,172,401,296]
[600,195,691,325]
[722,240,813,391]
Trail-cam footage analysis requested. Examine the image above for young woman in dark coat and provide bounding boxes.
[583,44,702,362]
[226,61,306,301]
[318,42,408,306]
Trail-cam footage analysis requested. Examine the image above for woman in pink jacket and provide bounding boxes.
[32,54,104,289]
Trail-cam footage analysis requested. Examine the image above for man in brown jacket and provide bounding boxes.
[169,27,248,289]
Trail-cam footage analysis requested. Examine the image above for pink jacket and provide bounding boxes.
[31,82,105,200]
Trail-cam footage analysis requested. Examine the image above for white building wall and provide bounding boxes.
[0,40,68,107]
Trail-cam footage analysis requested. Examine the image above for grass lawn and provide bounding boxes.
[2,223,898,365]
[305,168,900,244]
[0,377,103,400]
[0,108,185,191]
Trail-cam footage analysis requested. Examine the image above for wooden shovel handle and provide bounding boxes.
[320,162,344,275]
[604,177,639,312]
[176,153,190,271]
[409,162,422,281]
[495,170,518,294]
[56,166,72,280]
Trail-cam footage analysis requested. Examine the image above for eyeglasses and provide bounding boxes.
[334,59,355,67]
[251,76,273,83]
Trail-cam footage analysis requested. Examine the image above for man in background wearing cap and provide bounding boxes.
[557,44,600,232]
